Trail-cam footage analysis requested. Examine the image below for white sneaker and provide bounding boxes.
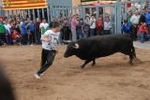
[34,73,40,79]
[40,73,44,76]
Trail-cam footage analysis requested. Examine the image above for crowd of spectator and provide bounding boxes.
[121,7,150,43]
[0,3,150,47]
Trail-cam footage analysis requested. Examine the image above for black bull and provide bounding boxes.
[64,34,137,69]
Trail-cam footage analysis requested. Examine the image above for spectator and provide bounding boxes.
[96,16,103,35]
[61,18,71,41]
[39,18,49,36]
[104,17,112,35]
[139,8,146,24]
[0,18,7,46]
[84,16,90,25]
[20,19,28,45]
[130,10,141,40]
[84,16,90,37]
[121,19,131,34]
[35,18,41,44]
[28,19,36,45]
[76,18,86,39]
[137,22,149,43]
[71,15,78,41]
[145,8,150,34]
[90,14,96,36]
[3,20,12,45]
[11,29,22,45]
[127,11,132,24]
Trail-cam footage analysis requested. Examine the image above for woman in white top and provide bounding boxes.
[104,17,112,35]
[34,21,61,79]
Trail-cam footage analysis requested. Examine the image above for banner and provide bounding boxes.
[81,0,97,2]
[2,0,47,10]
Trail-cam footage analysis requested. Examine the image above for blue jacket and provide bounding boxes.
[121,23,131,33]
[21,22,28,35]
[145,11,150,25]
[29,22,35,32]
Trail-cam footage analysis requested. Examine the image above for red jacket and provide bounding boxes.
[137,24,148,34]
[96,19,103,30]
[11,30,21,39]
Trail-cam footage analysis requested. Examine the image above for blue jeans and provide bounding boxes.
[90,29,95,36]
[137,33,146,42]
[104,30,111,35]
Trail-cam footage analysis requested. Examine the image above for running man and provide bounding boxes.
[34,21,61,79]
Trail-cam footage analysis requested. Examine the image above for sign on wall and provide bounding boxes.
[2,0,47,10]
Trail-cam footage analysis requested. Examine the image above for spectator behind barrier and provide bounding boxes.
[137,22,150,43]
[121,19,131,34]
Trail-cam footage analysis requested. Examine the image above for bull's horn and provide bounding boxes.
[74,43,79,49]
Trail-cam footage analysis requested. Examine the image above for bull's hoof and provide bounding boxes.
[80,66,85,69]
[129,61,133,65]
[91,63,96,66]
[135,58,142,63]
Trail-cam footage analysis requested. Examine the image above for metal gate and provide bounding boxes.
[49,5,72,19]
[116,0,150,33]
[74,0,150,33]
[79,4,117,34]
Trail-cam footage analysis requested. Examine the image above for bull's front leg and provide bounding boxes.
[80,60,91,69]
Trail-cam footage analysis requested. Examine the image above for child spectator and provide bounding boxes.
[11,29,22,45]
[121,19,131,34]
[96,16,103,35]
[137,22,149,43]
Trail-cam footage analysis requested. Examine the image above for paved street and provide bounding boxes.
[134,41,150,49]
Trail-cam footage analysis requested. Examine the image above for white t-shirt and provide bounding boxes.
[4,24,11,34]
[39,22,49,35]
[39,22,49,29]
[90,18,96,29]
[104,21,112,30]
[42,30,59,51]
[130,14,140,25]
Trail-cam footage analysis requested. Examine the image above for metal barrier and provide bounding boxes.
[71,0,150,33]
[0,0,150,33]
[78,4,117,34]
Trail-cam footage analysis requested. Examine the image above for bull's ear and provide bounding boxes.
[72,43,79,49]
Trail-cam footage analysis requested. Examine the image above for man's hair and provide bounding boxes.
[124,19,127,23]
[50,21,60,28]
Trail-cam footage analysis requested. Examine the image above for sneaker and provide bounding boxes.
[40,73,44,76]
[34,73,40,79]
[30,44,34,46]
